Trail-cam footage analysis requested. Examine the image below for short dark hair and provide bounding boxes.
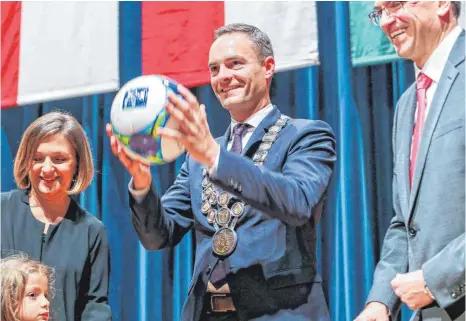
[213,23,274,61]
[452,1,461,18]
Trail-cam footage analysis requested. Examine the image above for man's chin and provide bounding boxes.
[220,98,243,110]
[394,42,413,59]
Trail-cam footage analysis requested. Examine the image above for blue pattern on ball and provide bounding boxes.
[129,134,159,157]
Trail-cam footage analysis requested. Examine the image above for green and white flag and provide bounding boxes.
[350,1,465,67]
[349,1,399,67]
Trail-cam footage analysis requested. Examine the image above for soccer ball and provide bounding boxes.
[110,75,185,165]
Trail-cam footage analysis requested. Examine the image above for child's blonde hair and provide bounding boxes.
[0,254,55,321]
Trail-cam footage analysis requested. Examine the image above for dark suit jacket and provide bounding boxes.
[367,32,465,320]
[129,107,336,321]
[1,189,112,321]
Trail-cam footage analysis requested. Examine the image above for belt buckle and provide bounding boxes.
[210,293,235,312]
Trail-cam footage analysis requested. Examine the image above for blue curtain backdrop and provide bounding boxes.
[0,2,416,321]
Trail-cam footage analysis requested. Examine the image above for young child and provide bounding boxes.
[1,255,54,321]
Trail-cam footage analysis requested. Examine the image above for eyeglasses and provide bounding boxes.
[368,1,405,26]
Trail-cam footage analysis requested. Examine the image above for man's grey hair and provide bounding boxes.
[213,23,274,61]
[452,1,461,18]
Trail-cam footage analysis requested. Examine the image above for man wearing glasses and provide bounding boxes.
[355,2,464,321]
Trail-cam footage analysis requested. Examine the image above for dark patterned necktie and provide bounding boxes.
[210,123,250,285]
[230,123,250,154]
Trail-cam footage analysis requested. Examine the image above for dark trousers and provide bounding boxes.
[200,311,238,321]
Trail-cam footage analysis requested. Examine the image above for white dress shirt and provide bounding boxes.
[209,103,274,174]
[410,26,463,161]
[225,104,274,151]
[415,26,463,122]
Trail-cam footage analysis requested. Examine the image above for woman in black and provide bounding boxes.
[1,111,112,321]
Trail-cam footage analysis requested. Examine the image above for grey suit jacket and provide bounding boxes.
[367,32,465,320]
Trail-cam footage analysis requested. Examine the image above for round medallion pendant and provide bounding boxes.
[212,227,237,256]
[231,202,244,217]
[216,208,231,226]
[207,209,216,224]
[208,191,218,205]
[218,191,230,207]
[201,201,211,214]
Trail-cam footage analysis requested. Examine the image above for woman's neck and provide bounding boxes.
[29,189,70,224]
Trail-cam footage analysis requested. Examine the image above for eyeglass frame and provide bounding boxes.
[368,1,405,26]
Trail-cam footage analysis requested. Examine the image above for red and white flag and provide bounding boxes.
[1,2,318,108]
[1,2,119,108]
[142,1,319,87]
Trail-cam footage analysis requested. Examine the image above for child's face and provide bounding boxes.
[20,273,50,321]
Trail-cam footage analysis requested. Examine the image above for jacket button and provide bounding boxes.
[206,265,211,275]
[452,292,458,299]
[408,228,417,236]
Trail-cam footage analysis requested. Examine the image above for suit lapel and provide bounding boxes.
[243,106,281,156]
[408,33,464,218]
[218,106,281,155]
[399,87,417,217]
[235,106,281,226]
[218,124,232,150]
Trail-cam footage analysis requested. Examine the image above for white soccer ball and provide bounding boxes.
[110,75,185,165]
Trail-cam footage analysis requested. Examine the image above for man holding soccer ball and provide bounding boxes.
[107,23,336,321]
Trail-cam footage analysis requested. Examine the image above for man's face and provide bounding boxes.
[208,32,274,118]
[375,1,449,66]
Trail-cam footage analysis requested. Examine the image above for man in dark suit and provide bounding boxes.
[356,2,464,321]
[108,23,336,321]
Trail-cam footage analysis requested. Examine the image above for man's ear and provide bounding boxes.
[437,1,452,19]
[263,56,275,80]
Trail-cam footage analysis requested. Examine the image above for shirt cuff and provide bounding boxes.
[207,149,220,178]
[128,178,150,204]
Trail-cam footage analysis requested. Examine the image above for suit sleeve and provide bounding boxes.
[366,102,407,317]
[423,233,465,308]
[129,158,194,250]
[211,120,336,226]
[81,223,112,321]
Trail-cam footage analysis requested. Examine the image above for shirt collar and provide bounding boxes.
[229,104,274,137]
[420,26,463,83]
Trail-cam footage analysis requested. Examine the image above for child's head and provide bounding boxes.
[1,255,54,321]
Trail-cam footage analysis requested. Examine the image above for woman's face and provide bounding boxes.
[29,134,77,199]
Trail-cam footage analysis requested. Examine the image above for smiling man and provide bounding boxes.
[355,2,464,321]
[108,23,336,321]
